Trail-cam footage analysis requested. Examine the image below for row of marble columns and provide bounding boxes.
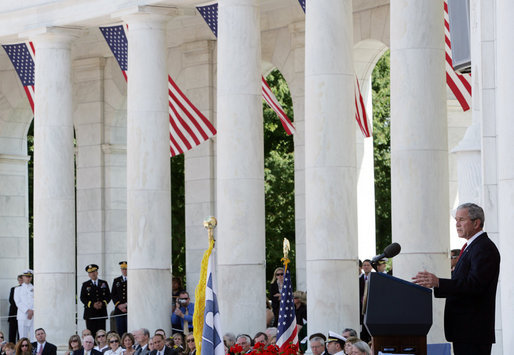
[23,0,512,352]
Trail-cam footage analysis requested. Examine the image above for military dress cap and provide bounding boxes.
[377,258,388,265]
[309,333,327,342]
[85,264,99,273]
[21,269,33,276]
[119,261,128,269]
[326,331,346,346]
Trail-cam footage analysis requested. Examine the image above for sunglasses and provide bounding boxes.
[110,340,119,344]
[276,273,284,276]
[186,339,195,343]
[21,344,29,347]
[97,334,106,338]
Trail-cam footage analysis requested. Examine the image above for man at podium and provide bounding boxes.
[413,203,500,355]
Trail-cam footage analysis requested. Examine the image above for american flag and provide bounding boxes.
[200,247,224,355]
[275,267,298,351]
[444,0,471,111]
[2,42,36,112]
[296,0,371,137]
[100,25,217,157]
[197,3,296,136]
[100,25,128,81]
[354,75,371,138]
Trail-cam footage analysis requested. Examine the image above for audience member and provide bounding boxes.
[343,337,359,355]
[65,335,82,355]
[265,299,274,327]
[170,333,185,354]
[223,333,236,350]
[341,329,357,340]
[94,330,108,353]
[308,333,326,355]
[349,341,370,355]
[104,334,123,355]
[121,333,135,355]
[252,332,267,346]
[74,335,101,355]
[14,271,34,341]
[82,330,92,340]
[235,335,251,354]
[184,334,195,355]
[2,343,15,355]
[149,335,172,355]
[293,291,307,331]
[450,248,460,271]
[134,329,150,355]
[171,291,194,334]
[269,268,284,327]
[32,328,57,355]
[14,338,32,355]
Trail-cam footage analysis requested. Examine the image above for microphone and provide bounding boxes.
[371,242,401,263]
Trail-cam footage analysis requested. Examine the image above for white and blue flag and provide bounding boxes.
[201,253,224,355]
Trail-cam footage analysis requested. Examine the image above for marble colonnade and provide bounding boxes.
[216,0,266,334]
[305,0,359,333]
[31,29,79,343]
[390,0,450,342]
[124,10,172,333]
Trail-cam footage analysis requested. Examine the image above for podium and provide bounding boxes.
[364,273,433,354]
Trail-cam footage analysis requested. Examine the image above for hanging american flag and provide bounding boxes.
[354,75,371,138]
[100,25,128,81]
[275,266,298,351]
[297,0,305,12]
[99,24,216,157]
[2,42,36,112]
[444,0,471,112]
[197,3,296,136]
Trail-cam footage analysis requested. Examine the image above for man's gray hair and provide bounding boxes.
[224,333,236,343]
[342,328,357,337]
[458,203,485,227]
[141,328,150,337]
[236,334,251,344]
[310,337,325,347]
[352,341,371,355]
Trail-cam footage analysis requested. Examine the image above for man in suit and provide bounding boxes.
[79,264,111,337]
[413,203,500,355]
[73,335,102,355]
[358,260,372,343]
[8,275,22,343]
[32,328,57,355]
[111,261,128,335]
[149,334,173,355]
[309,333,326,355]
[134,329,151,355]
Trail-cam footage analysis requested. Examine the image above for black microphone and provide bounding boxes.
[371,242,401,263]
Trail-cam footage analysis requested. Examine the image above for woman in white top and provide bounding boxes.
[104,334,123,355]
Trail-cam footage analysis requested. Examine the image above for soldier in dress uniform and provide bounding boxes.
[111,261,128,335]
[80,264,111,336]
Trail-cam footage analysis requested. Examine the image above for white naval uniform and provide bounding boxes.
[14,282,34,341]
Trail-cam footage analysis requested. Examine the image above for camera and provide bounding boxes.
[178,298,187,305]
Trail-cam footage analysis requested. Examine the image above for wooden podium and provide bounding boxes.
[364,273,433,354]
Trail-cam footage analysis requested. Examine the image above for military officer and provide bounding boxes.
[14,270,34,341]
[80,264,111,336]
[111,261,128,335]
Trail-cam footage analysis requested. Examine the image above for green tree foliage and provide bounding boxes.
[171,154,186,279]
[263,70,296,285]
[372,51,391,252]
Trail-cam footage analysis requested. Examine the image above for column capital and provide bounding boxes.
[20,26,82,45]
[113,5,194,24]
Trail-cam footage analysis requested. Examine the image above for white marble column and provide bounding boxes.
[217,0,266,334]
[305,0,359,334]
[390,0,449,343]
[124,9,172,333]
[182,40,217,298]
[32,28,79,346]
[496,1,514,353]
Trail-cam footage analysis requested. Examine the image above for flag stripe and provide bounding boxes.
[2,42,36,113]
[276,267,299,350]
[444,0,472,112]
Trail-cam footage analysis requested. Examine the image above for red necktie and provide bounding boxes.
[458,243,468,259]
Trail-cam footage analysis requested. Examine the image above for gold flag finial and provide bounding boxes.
[203,216,217,243]
[281,238,291,272]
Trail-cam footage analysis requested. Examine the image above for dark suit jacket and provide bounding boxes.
[73,349,103,355]
[434,232,500,344]
[111,276,127,315]
[149,346,174,355]
[134,344,150,355]
[8,285,19,322]
[31,342,57,355]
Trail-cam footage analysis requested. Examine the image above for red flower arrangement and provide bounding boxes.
[228,341,298,355]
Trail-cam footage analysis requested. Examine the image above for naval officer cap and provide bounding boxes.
[326,331,346,346]
[85,264,99,273]
[119,261,128,269]
[21,269,33,277]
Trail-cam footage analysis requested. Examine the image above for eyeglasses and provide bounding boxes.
[276,273,284,276]
[110,340,119,344]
